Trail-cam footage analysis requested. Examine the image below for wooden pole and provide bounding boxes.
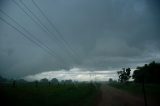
[142,76,147,106]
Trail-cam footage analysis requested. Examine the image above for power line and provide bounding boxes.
[0,17,50,57]
[19,0,79,63]
[19,0,56,40]
[19,0,73,56]
[13,0,75,63]
[0,9,63,62]
[0,14,63,67]
[12,0,72,63]
[31,0,80,61]
[12,0,54,41]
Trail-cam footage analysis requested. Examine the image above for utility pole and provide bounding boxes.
[142,75,147,106]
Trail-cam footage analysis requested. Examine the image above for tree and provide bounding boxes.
[35,80,39,87]
[0,75,7,83]
[17,79,27,83]
[108,78,113,83]
[40,78,49,83]
[132,61,160,84]
[51,78,59,84]
[64,80,72,84]
[117,68,131,83]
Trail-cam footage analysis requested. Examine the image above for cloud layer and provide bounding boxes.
[0,0,160,78]
[24,68,118,81]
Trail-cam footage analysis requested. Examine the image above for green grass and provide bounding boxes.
[108,82,160,98]
[0,83,99,106]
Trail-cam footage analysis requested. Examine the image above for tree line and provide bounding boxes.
[1,61,160,85]
[0,76,76,87]
[117,61,160,84]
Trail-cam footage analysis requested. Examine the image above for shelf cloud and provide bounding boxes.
[0,0,160,79]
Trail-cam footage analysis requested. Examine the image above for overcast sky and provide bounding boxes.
[0,0,160,80]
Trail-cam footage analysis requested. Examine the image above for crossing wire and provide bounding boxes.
[31,0,80,61]
[0,13,63,67]
[18,0,78,63]
[0,9,63,61]
[0,17,52,57]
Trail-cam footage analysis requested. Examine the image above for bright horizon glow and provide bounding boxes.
[23,68,119,82]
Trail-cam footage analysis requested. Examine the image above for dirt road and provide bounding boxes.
[97,84,157,106]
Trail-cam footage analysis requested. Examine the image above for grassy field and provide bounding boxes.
[108,82,160,94]
[0,83,100,106]
[108,82,160,102]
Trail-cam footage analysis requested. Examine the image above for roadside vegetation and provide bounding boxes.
[0,80,100,106]
[108,61,160,105]
[108,82,160,96]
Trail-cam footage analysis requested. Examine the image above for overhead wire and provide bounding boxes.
[0,17,51,57]
[31,0,80,61]
[0,10,57,57]
[12,0,69,64]
[12,0,57,42]
[0,10,64,67]
[18,0,77,63]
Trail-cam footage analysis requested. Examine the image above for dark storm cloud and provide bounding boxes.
[0,0,160,78]
[0,0,7,8]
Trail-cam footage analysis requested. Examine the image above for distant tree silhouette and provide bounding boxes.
[64,80,72,84]
[48,81,51,86]
[0,75,7,83]
[132,61,160,84]
[35,80,38,87]
[40,78,49,83]
[12,80,16,87]
[51,78,59,84]
[17,79,27,83]
[108,78,113,83]
[117,68,131,83]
